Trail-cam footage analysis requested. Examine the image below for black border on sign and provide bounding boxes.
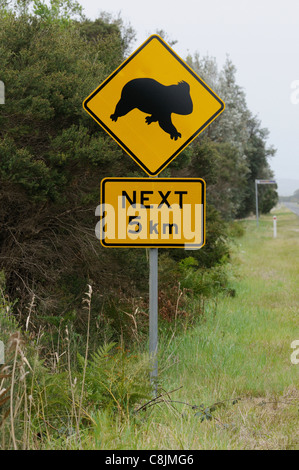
[83,35,225,176]
[100,177,206,248]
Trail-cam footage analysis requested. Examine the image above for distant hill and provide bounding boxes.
[279,188,299,203]
[276,179,299,197]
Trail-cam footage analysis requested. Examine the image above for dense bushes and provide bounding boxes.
[0,1,277,340]
[0,1,281,450]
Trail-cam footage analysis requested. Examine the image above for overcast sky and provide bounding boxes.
[79,0,299,195]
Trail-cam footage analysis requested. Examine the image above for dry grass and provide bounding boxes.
[227,387,299,450]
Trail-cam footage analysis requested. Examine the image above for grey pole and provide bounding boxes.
[149,247,158,396]
[255,180,259,227]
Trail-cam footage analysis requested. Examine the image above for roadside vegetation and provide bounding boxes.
[1,207,298,449]
[0,0,277,322]
[0,0,292,451]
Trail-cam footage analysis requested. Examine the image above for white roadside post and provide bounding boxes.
[255,179,277,228]
[273,215,277,238]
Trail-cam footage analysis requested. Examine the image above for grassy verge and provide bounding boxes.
[84,206,298,450]
[1,207,298,449]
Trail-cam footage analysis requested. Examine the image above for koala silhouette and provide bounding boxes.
[110,78,193,140]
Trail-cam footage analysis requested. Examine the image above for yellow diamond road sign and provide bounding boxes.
[83,35,225,176]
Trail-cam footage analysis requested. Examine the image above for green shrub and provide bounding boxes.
[178,257,231,298]
[228,221,245,238]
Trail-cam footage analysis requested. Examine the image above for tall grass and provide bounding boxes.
[1,207,298,449]
[147,207,299,449]
[0,284,152,449]
[82,207,298,450]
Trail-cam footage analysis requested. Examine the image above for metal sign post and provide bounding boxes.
[149,169,158,397]
[149,247,158,395]
[255,179,259,227]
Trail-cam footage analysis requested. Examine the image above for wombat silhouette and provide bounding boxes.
[110,78,193,140]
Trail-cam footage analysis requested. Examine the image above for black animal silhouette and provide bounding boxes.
[110,78,193,140]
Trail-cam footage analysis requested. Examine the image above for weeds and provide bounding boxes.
[0,209,298,449]
[0,284,152,449]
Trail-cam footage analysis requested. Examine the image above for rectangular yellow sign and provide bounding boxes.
[97,178,205,248]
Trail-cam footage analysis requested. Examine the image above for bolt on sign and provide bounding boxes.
[83,35,225,176]
[96,178,205,249]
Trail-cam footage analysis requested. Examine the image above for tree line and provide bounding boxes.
[0,0,278,338]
